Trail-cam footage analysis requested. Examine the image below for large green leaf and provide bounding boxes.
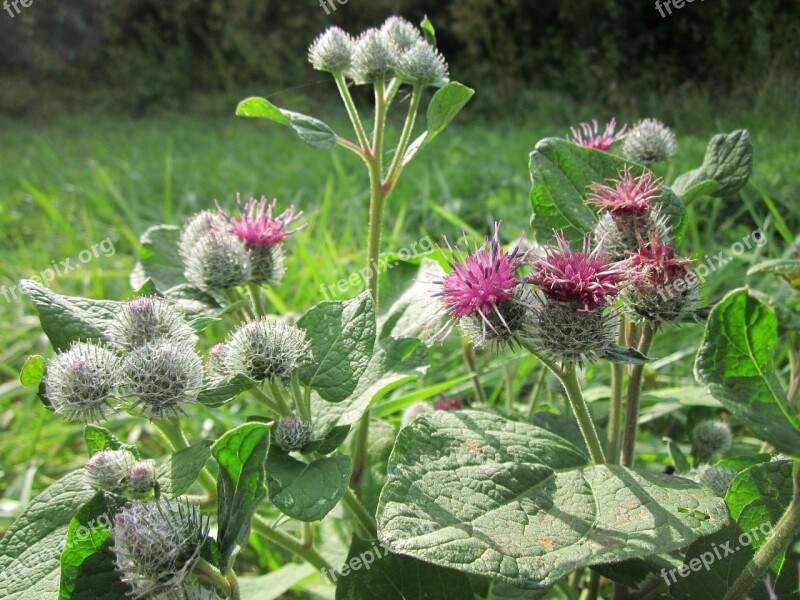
[236,97,337,149]
[528,138,686,243]
[20,281,118,350]
[673,130,753,199]
[196,374,257,407]
[156,441,213,497]
[0,470,96,599]
[298,292,376,403]
[377,411,728,590]
[312,336,429,436]
[212,423,270,573]
[335,535,473,599]
[58,492,129,600]
[267,453,351,522]
[683,460,797,600]
[695,288,800,456]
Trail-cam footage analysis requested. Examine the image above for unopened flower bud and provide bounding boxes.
[623,118,677,164]
[401,402,433,427]
[274,415,314,451]
[457,285,535,351]
[129,460,157,494]
[207,343,226,375]
[84,450,136,493]
[309,26,355,72]
[45,342,121,422]
[122,340,203,419]
[110,296,196,353]
[433,397,463,411]
[395,41,449,87]
[178,211,227,263]
[218,317,311,385]
[352,29,397,84]
[381,16,423,51]
[184,228,251,291]
[689,465,737,497]
[112,498,208,597]
[531,301,619,365]
[692,420,733,463]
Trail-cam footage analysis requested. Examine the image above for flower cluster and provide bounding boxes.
[309,16,449,88]
[43,295,203,422]
[84,449,156,495]
[179,195,304,290]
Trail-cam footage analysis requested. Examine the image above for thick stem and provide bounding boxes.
[252,515,333,573]
[582,572,600,600]
[342,488,378,538]
[268,382,294,417]
[226,570,241,600]
[249,385,288,419]
[301,521,314,549]
[620,323,657,467]
[607,319,627,464]
[562,364,606,465]
[722,461,800,600]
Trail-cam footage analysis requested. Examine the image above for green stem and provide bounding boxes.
[620,323,657,467]
[504,364,514,414]
[607,319,627,464]
[722,461,800,600]
[247,282,265,318]
[154,418,217,499]
[581,572,600,600]
[383,77,402,107]
[194,557,234,598]
[290,371,311,421]
[342,488,378,538]
[226,570,241,600]
[462,337,487,404]
[249,386,288,419]
[526,363,549,419]
[252,515,333,573]
[334,71,370,152]
[384,85,422,190]
[301,521,314,549]
[268,382,294,417]
[562,364,606,465]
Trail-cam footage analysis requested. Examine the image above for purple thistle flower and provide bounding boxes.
[529,232,629,312]
[217,195,306,247]
[429,223,530,346]
[628,235,692,291]
[567,118,627,151]
[586,167,662,221]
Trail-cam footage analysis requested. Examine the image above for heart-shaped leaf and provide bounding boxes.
[83,425,139,459]
[298,292,376,403]
[695,288,800,457]
[377,411,728,590]
[673,130,753,199]
[156,441,213,497]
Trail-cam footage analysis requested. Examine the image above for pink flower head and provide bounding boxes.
[217,195,306,247]
[429,222,528,343]
[530,232,628,311]
[567,118,627,151]
[433,397,463,411]
[587,166,662,220]
[628,236,692,290]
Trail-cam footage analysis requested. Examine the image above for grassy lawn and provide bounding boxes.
[1,102,798,537]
